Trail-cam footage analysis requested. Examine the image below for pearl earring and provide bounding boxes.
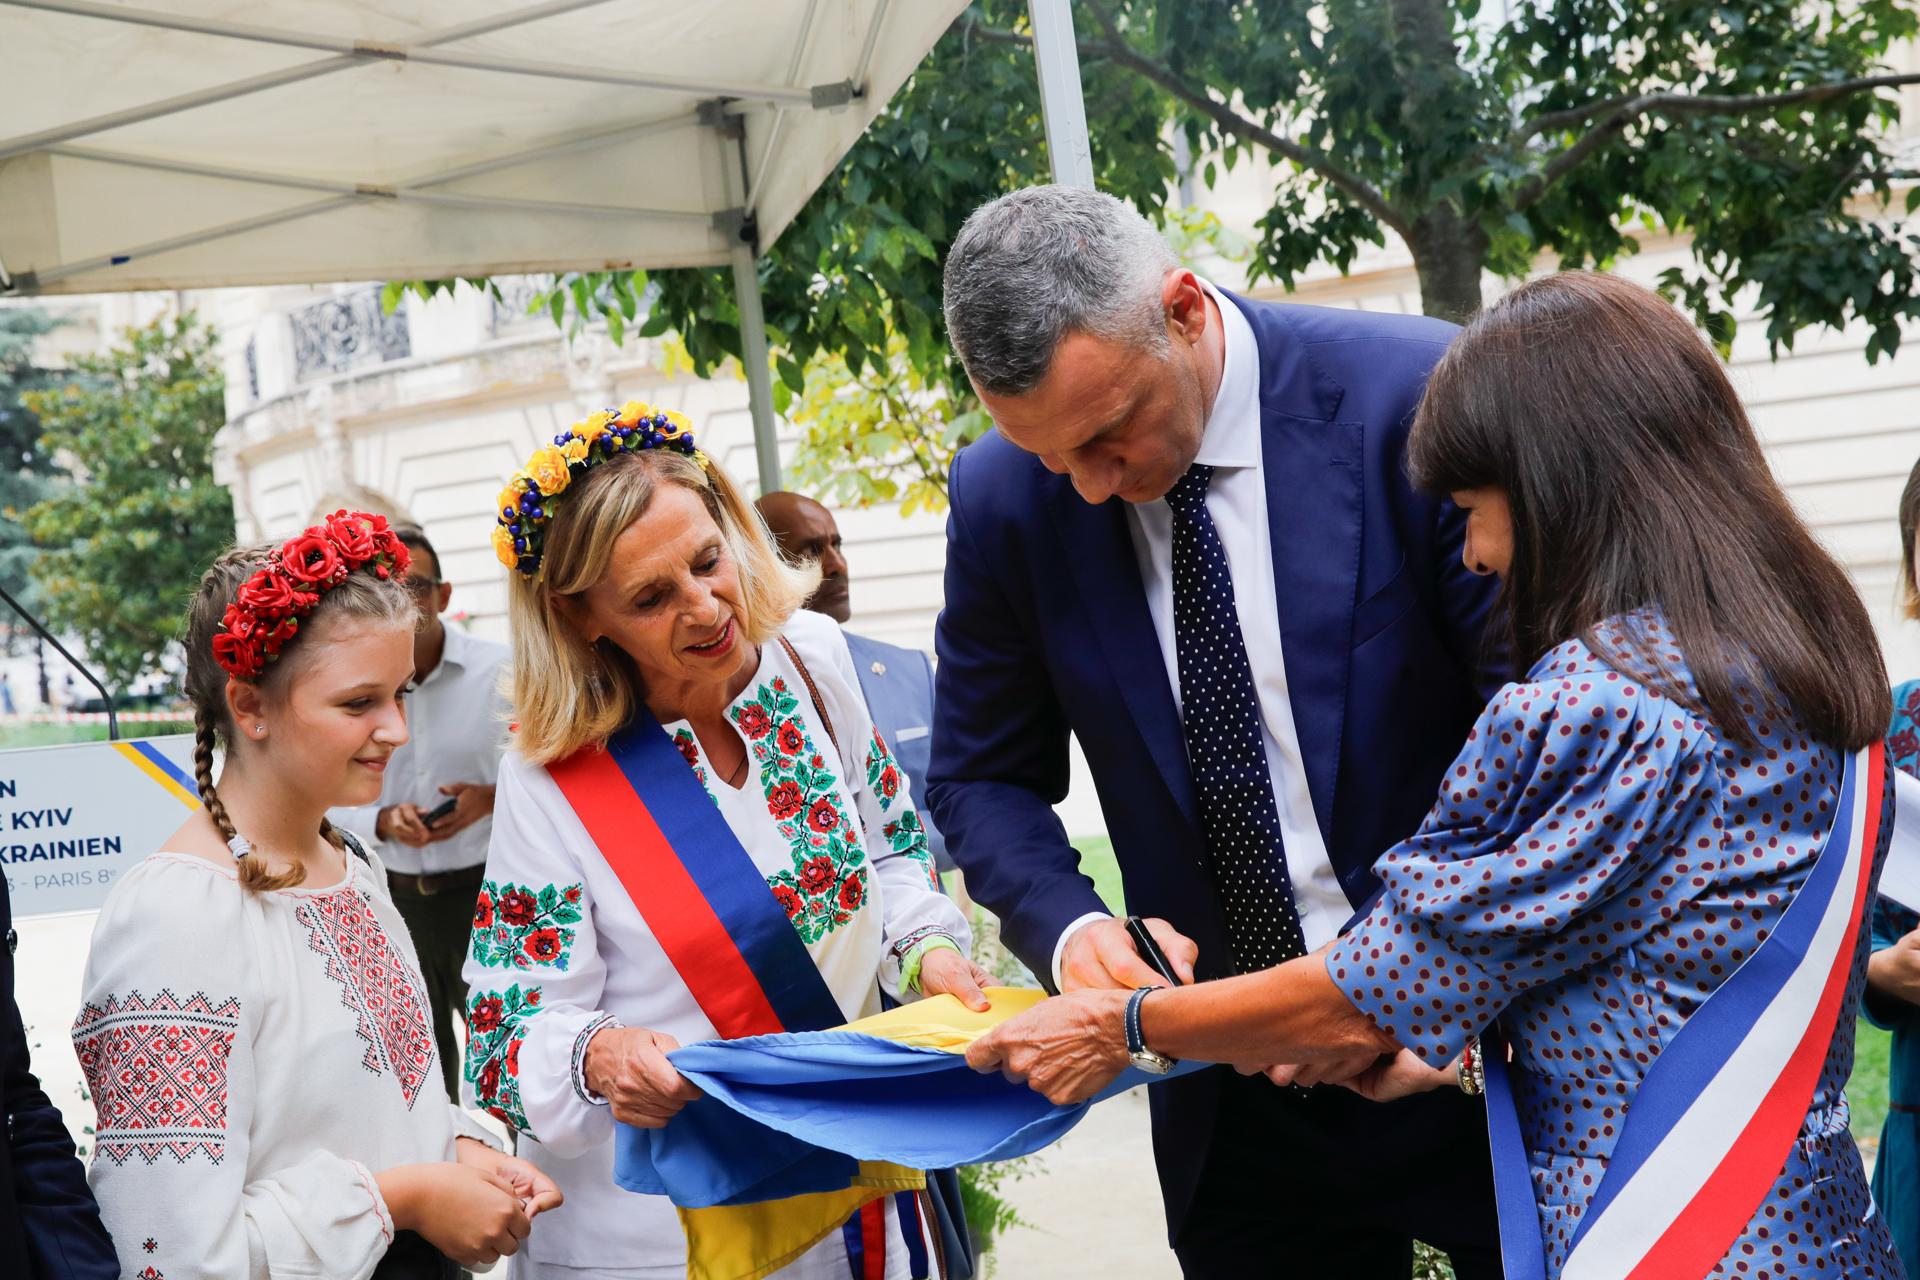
[255,724,265,736]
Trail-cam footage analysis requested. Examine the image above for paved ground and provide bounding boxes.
[985,1083,1181,1278]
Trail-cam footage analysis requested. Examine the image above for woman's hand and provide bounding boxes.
[583,1025,704,1129]
[455,1137,564,1217]
[376,1163,531,1265]
[1335,1047,1456,1103]
[965,988,1132,1105]
[917,946,995,1011]
[1868,924,1920,1007]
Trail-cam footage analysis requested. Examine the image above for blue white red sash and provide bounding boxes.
[1484,742,1886,1280]
[548,714,898,1278]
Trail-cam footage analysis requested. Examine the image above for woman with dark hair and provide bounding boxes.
[1865,455,1920,1277]
[964,271,1900,1280]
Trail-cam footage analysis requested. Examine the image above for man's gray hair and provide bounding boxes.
[943,186,1178,397]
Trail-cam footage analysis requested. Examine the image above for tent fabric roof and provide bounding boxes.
[0,0,966,295]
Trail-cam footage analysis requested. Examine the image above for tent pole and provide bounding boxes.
[1026,0,1094,189]
[730,243,781,494]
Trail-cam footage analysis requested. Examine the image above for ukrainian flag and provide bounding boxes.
[619,988,1197,1280]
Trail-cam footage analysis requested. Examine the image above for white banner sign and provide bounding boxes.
[0,735,200,917]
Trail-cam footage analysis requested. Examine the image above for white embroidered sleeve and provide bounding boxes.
[75,860,393,1280]
[815,625,973,1000]
[462,755,616,1160]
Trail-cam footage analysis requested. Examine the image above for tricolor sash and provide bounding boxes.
[1484,742,1887,1280]
[549,715,922,1280]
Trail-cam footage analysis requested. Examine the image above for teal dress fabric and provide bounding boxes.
[1870,678,1920,1275]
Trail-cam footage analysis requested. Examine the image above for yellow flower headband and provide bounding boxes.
[493,400,709,578]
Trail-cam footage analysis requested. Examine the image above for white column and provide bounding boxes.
[1027,0,1095,189]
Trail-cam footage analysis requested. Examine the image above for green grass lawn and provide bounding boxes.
[0,721,192,750]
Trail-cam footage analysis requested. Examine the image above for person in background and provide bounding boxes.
[331,522,512,1101]
[757,492,950,873]
[3,875,118,1279]
[1866,454,1920,1277]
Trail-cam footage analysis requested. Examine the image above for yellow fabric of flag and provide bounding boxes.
[674,988,1046,1279]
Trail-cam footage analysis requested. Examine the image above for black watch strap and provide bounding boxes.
[1125,986,1157,1056]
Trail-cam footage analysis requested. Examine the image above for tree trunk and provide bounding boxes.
[1407,206,1489,324]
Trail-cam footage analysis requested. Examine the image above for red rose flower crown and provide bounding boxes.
[212,510,412,680]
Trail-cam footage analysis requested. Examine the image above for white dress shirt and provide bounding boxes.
[1052,282,1351,987]
[331,623,512,875]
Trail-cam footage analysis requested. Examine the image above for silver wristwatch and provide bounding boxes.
[1125,986,1176,1074]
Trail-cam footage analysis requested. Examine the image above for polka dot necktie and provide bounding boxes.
[1164,463,1307,974]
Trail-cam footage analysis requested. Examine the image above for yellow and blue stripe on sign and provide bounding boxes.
[112,740,200,810]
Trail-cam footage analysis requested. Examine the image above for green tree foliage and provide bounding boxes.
[23,314,233,693]
[0,307,62,638]
[398,0,1920,504]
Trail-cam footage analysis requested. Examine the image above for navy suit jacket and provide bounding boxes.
[2,879,118,1279]
[844,630,949,870]
[926,292,1501,1231]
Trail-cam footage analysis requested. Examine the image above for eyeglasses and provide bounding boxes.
[402,577,442,597]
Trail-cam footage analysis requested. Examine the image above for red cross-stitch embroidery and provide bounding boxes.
[294,889,436,1109]
[72,989,240,1166]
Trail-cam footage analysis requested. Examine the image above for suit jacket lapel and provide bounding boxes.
[1045,490,1201,831]
[1261,409,1362,849]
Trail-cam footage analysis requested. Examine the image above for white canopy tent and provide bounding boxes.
[0,0,1092,491]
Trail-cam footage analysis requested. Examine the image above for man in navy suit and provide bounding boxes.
[926,186,1501,1277]
[2,878,118,1278]
[757,490,951,873]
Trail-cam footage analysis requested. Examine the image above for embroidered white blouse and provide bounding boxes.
[72,839,491,1280]
[461,608,970,1278]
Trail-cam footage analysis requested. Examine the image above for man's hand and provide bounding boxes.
[377,803,434,847]
[1336,1048,1456,1104]
[965,988,1133,1105]
[1869,924,1920,1007]
[1059,917,1198,992]
[1234,1049,1384,1090]
[425,782,497,842]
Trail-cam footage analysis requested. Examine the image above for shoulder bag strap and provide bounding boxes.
[778,635,840,759]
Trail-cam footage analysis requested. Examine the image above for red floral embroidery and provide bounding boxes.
[773,885,803,918]
[294,890,437,1110]
[807,796,840,833]
[777,722,805,755]
[72,990,241,1165]
[738,705,773,739]
[879,764,900,800]
[769,780,806,820]
[523,929,564,964]
[473,891,495,929]
[470,995,504,1032]
[564,885,582,904]
[839,876,865,911]
[797,856,835,895]
[498,889,538,928]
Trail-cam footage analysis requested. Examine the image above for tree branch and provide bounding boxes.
[1513,71,1920,208]
[962,11,1410,239]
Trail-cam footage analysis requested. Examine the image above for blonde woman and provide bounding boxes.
[74,513,559,1280]
[463,405,986,1278]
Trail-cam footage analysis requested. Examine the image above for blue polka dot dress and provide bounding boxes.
[1328,613,1902,1279]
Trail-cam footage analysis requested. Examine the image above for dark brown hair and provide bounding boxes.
[1409,270,1889,750]
[1899,456,1920,621]
[182,544,416,890]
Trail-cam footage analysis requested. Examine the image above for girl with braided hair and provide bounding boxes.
[72,513,561,1280]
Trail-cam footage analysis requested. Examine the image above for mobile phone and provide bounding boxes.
[422,796,459,828]
[1125,915,1184,987]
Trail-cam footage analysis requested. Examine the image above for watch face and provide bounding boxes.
[1131,1051,1173,1075]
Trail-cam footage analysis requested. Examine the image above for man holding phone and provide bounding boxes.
[330,522,511,1100]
